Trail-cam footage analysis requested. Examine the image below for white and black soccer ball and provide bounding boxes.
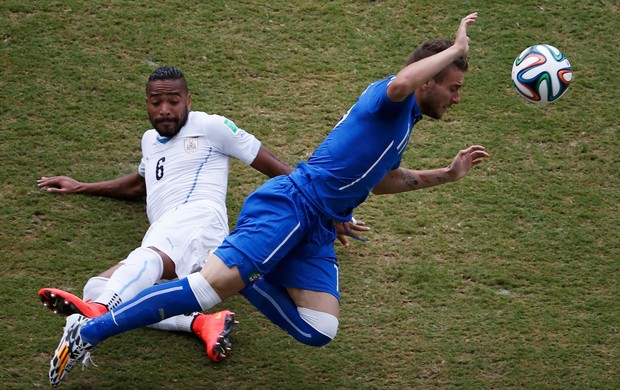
[511,44,572,105]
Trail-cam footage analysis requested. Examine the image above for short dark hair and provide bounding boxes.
[405,39,468,81]
[146,66,188,92]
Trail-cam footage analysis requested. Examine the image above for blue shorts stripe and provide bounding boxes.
[262,222,301,265]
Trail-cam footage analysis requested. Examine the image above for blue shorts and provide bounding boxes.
[215,176,340,300]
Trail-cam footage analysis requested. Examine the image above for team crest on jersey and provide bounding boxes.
[184,138,199,153]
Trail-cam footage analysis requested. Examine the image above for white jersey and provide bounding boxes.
[139,111,261,224]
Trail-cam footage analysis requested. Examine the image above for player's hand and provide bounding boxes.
[454,12,478,56]
[334,218,370,247]
[37,176,83,194]
[446,145,489,181]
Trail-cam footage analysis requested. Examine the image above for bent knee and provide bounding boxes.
[297,307,339,347]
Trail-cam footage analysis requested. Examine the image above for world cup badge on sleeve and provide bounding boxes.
[184,138,199,153]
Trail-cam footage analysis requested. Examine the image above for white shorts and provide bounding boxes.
[140,203,229,278]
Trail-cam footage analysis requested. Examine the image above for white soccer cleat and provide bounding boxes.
[49,314,93,387]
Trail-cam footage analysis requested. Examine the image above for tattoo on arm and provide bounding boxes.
[403,170,420,189]
[419,174,432,184]
[420,173,448,185]
[404,171,447,190]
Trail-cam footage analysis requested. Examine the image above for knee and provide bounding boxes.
[303,330,337,347]
[297,307,339,347]
[122,247,164,271]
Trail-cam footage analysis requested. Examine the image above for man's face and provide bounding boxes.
[146,79,191,137]
[419,66,464,119]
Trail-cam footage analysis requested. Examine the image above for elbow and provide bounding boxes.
[386,79,413,103]
[371,187,384,195]
[122,190,145,201]
[129,183,147,199]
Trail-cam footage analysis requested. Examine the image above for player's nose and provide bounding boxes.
[451,91,461,105]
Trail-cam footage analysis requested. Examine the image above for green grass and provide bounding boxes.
[1,0,618,389]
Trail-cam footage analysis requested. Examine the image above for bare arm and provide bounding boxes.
[372,145,489,195]
[250,145,294,178]
[37,172,147,200]
[386,12,478,102]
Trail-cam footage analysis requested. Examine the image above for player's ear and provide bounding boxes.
[187,93,192,108]
[419,79,434,91]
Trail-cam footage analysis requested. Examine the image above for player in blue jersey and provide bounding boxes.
[49,12,488,386]
[38,66,366,369]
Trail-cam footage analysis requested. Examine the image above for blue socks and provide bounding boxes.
[80,277,201,346]
[79,275,335,348]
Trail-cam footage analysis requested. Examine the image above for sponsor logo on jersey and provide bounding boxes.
[224,118,238,134]
[184,137,199,153]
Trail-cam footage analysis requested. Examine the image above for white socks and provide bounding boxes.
[94,247,164,308]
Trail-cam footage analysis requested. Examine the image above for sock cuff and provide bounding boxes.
[94,291,122,310]
[187,273,222,311]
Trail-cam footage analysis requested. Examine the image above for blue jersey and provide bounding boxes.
[289,75,423,221]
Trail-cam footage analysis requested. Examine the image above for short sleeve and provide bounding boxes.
[206,115,262,164]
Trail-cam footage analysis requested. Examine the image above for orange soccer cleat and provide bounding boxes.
[38,288,108,318]
[191,310,237,362]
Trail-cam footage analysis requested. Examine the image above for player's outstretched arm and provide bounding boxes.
[372,145,489,195]
[386,12,478,103]
[37,172,146,200]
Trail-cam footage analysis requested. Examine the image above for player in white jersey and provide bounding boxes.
[36,66,297,362]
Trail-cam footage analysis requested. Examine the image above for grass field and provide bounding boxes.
[1,1,618,389]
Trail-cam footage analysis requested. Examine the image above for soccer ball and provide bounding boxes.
[511,44,572,105]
